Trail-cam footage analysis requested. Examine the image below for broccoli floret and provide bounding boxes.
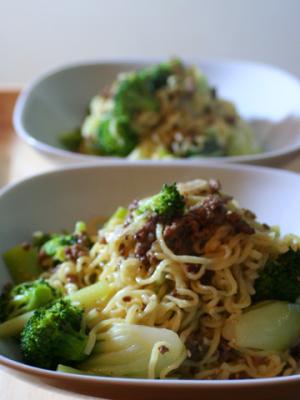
[137,183,185,220]
[200,134,225,156]
[95,61,175,157]
[97,114,138,157]
[185,129,225,158]
[114,75,159,117]
[42,234,77,260]
[0,279,61,323]
[114,61,173,118]
[21,299,88,369]
[41,222,92,262]
[138,62,173,92]
[254,249,300,302]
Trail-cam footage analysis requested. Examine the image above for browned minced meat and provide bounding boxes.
[218,339,239,363]
[65,244,89,262]
[186,264,201,274]
[164,194,254,256]
[224,115,236,125]
[290,343,300,360]
[185,332,206,362]
[38,250,53,270]
[134,216,158,266]
[226,212,255,235]
[66,273,79,284]
[65,233,91,262]
[119,243,126,256]
[158,345,169,354]
[201,269,214,285]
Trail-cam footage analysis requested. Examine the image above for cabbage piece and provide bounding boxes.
[79,323,185,378]
[233,301,300,351]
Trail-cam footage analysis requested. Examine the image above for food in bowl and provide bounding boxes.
[1,179,299,380]
[60,59,261,159]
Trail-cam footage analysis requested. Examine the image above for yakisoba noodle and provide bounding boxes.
[42,179,300,379]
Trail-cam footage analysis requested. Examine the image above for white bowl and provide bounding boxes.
[1,162,300,400]
[13,59,300,167]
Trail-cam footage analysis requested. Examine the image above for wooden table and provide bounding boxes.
[1,90,300,399]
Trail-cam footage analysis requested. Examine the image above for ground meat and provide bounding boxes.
[65,244,89,262]
[164,194,254,256]
[119,243,126,256]
[65,233,92,262]
[38,250,53,270]
[225,115,236,125]
[75,233,92,247]
[186,332,205,362]
[218,339,239,363]
[226,212,255,234]
[158,345,169,354]
[134,216,158,266]
[186,264,201,273]
[66,273,79,284]
[290,342,300,360]
[201,270,214,285]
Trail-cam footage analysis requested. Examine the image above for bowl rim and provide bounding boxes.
[1,161,300,387]
[13,57,300,164]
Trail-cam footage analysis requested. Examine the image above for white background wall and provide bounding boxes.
[0,0,300,87]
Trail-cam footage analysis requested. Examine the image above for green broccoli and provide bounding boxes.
[136,183,185,220]
[114,61,173,118]
[21,299,88,369]
[184,129,225,158]
[95,61,176,157]
[42,234,77,260]
[59,128,82,152]
[200,134,225,157]
[97,113,138,157]
[41,221,92,262]
[254,249,300,302]
[0,279,61,323]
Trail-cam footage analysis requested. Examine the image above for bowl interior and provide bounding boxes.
[17,60,300,159]
[1,163,300,363]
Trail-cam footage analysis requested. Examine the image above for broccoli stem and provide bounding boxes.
[57,364,89,375]
[3,245,42,283]
[0,311,34,337]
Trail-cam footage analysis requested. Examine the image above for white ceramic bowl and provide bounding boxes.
[1,162,300,400]
[13,59,300,167]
